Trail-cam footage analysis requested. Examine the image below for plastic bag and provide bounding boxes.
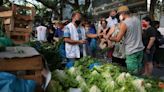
[0,72,36,92]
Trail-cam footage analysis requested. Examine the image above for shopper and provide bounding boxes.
[64,12,87,68]
[98,19,112,49]
[107,14,126,67]
[110,6,144,74]
[47,25,55,43]
[53,22,66,61]
[152,21,163,67]
[36,22,47,42]
[106,10,118,28]
[83,21,98,57]
[142,17,156,76]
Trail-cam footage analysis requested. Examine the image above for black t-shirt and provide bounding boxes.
[142,27,156,50]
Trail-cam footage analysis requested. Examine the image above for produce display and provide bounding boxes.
[27,41,63,70]
[48,56,164,92]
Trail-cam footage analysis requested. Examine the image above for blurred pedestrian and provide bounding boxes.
[36,22,47,42]
[152,21,163,67]
[47,25,55,43]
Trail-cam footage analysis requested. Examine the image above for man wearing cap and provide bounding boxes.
[110,6,144,74]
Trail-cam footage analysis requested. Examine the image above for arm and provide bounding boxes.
[106,26,115,39]
[97,28,102,35]
[110,22,127,42]
[63,26,86,45]
[86,34,98,38]
[64,37,86,45]
[147,37,156,49]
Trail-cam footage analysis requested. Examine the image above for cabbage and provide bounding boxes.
[53,69,67,82]
[103,80,116,92]
[125,73,131,78]
[68,67,81,76]
[91,70,99,76]
[116,72,126,84]
[87,70,102,85]
[68,88,82,92]
[76,75,89,92]
[89,85,101,92]
[101,71,112,79]
[132,79,146,92]
[145,83,152,88]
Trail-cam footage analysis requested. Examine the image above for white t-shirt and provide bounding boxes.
[36,26,47,41]
[106,17,118,28]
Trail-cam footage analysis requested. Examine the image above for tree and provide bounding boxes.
[35,0,62,19]
[0,0,11,11]
[35,0,91,20]
[149,0,158,20]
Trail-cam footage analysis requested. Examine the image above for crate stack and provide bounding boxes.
[0,4,35,44]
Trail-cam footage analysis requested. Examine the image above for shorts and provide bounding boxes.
[125,51,143,74]
[144,47,155,62]
[144,52,154,62]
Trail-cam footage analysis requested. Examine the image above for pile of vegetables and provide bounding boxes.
[48,56,164,92]
[27,41,63,70]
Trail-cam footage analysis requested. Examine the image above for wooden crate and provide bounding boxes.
[0,10,13,18]
[13,4,35,21]
[9,31,31,44]
[0,47,45,92]
[0,56,44,85]
[15,27,32,32]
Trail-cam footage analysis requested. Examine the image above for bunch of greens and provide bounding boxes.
[49,56,164,92]
[27,41,62,70]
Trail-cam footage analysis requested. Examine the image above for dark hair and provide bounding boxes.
[142,16,152,25]
[152,21,160,27]
[110,10,117,14]
[100,20,108,25]
[115,13,120,23]
[41,22,44,26]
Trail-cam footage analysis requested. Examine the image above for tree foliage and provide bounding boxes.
[35,0,91,20]
[149,0,162,20]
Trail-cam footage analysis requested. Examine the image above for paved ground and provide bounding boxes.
[152,63,164,80]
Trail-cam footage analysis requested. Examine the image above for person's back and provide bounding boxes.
[36,25,47,41]
[123,16,144,55]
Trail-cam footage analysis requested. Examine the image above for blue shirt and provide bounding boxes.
[55,28,64,37]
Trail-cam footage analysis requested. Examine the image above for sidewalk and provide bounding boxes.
[152,64,164,80]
